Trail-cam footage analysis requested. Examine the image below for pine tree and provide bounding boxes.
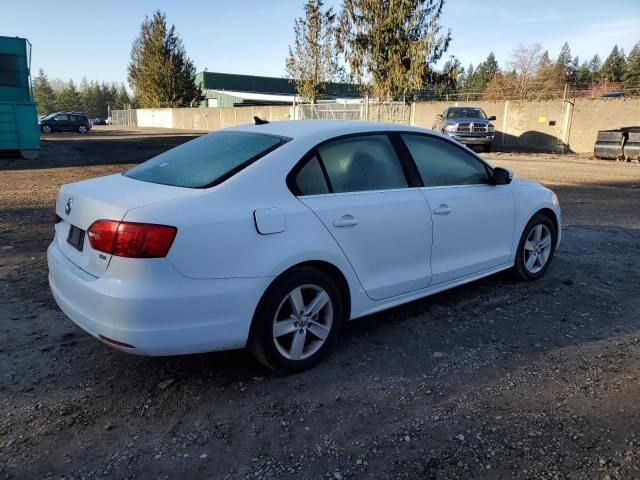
[574,62,593,89]
[337,0,451,100]
[623,42,640,94]
[115,84,131,110]
[128,10,201,107]
[286,0,341,102]
[556,42,578,85]
[601,45,627,82]
[476,52,500,87]
[589,55,602,83]
[32,69,57,115]
[56,80,81,111]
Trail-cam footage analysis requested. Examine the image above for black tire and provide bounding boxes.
[77,125,88,134]
[513,213,557,281]
[41,125,52,134]
[249,267,344,373]
[484,143,493,153]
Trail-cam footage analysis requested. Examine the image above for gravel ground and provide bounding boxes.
[1,127,639,479]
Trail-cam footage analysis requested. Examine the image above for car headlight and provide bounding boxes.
[551,192,559,205]
[488,124,495,132]
[444,125,457,132]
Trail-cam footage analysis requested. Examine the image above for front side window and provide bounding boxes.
[401,134,490,187]
[125,131,284,188]
[316,135,407,193]
[53,114,69,121]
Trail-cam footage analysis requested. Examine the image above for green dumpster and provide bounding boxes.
[0,36,39,159]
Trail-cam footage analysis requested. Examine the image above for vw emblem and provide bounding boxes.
[65,197,73,215]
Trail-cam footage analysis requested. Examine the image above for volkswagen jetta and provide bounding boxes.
[48,120,561,371]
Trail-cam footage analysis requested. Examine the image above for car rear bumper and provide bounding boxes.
[47,241,271,356]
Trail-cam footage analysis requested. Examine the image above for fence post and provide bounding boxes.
[501,100,509,148]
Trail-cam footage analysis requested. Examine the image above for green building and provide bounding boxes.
[195,71,359,107]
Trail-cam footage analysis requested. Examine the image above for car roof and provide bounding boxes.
[224,120,430,143]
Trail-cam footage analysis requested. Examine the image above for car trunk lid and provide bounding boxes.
[54,173,200,277]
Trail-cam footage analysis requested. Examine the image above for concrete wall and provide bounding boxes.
[136,106,291,131]
[412,98,640,153]
[133,99,640,153]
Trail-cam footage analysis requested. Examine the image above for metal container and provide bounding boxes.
[0,36,39,159]
[594,129,624,160]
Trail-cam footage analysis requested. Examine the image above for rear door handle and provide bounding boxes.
[433,204,452,215]
[333,215,359,227]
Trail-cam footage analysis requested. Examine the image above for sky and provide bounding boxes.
[1,0,638,86]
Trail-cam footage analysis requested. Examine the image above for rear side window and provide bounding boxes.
[316,135,407,193]
[401,134,490,187]
[125,131,284,188]
[295,155,329,195]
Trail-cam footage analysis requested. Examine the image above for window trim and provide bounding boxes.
[286,131,420,196]
[398,132,495,188]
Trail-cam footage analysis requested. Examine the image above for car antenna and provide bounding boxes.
[253,116,269,125]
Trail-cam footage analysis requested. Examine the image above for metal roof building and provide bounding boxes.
[195,71,360,107]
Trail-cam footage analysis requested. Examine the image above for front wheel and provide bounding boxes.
[513,214,557,280]
[484,143,493,153]
[249,267,343,372]
[41,125,52,134]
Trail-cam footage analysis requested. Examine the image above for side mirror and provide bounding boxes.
[488,115,496,121]
[492,167,512,185]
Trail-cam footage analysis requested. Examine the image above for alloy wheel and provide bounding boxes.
[272,284,333,361]
[523,224,552,274]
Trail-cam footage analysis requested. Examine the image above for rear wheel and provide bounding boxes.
[513,214,557,280]
[77,125,88,134]
[249,267,343,372]
[41,125,52,134]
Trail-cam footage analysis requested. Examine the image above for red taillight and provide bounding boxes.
[87,220,177,258]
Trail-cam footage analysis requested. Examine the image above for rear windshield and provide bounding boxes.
[124,131,285,188]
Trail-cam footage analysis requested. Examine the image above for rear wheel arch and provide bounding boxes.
[251,260,351,333]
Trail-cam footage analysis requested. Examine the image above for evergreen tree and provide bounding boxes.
[601,45,627,82]
[128,10,201,107]
[556,42,578,85]
[32,68,57,115]
[337,0,451,100]
[623,42,640,93]
[476,52,500,86]
[589,54,602,83]
[56,80,81,111]
[115,84,131,110]
[574,61,593,89]
[286,0,341,102]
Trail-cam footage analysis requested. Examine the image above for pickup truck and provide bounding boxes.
[432,106,496,152]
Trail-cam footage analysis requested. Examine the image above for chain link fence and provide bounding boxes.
[110,109,137,127]
[294,99,409,124]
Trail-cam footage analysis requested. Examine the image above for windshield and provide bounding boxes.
[125,131,285,188]
[446,108,487,120]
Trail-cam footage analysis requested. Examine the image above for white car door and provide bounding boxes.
[400,134,516,285]
[292,134,433,301]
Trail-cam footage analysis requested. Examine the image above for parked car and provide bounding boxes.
[48,120,560,372]
[90,118,107,126]
[39,112,92,134]
[601,91,626,98]
[432,106,496,152]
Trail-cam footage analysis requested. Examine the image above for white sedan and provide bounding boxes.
[48,120,561,371]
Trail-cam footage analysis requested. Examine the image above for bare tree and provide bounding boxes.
[286,0,342,102]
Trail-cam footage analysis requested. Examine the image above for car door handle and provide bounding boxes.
[333,215,359,227]
[433,204,452,215]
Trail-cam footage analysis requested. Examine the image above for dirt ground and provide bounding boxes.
[1,127,639,480]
